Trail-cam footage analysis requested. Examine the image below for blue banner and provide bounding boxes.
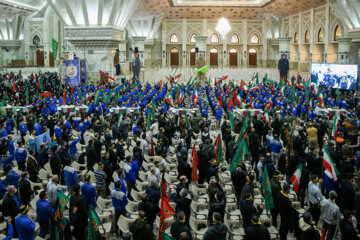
[65,60,80,86]
[36,130,50,152]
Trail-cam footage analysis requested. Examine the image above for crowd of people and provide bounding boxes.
[0,70,358,240]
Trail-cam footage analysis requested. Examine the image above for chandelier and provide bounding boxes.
[216,17,231,37]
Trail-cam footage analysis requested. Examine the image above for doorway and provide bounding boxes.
[36,50,44,67]
[190,48,196,66]
[49,51,55,67]
[249,48,257,66]
[170,48,179,66]
[229,48,238,66]
[210,48,218,66]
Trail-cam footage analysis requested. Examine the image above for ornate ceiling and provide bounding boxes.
[135,0,327,19]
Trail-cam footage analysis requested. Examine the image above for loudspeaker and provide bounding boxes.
[116,48,120,52]
[195,48,199,53]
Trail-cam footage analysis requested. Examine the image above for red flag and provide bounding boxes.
[31,73,35,80]
[218,92,223,108]
[174,74,182,80]
[99,70,115,81]
[62,92,66,106]
[160,174,168,199]
[159,80,163,89]
[37,80,40,89]
[320,227,325,240]
[241,79,246,86]
[12,81,17,94]
[228,97,234,110]
[166,76,174,82]
[158,195,175,240]
[250,97,254,109]
[191,144,198,182]
[40,91,51,98]
[214,134,220,162]
[296,73,300,85]
[150,138,155,156]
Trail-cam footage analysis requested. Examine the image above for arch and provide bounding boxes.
[304,30,310,43]
[230,33,239,44]
[190,48,196,53]
[210,47,218,66]
[190,33,197,43]
[32,35,41,45]
[190,48,196,65]
[170,47,179,53]
[210,33,219,43]
[249,48,257,53]
[334,25,342,41]
[210,48,218,53]
[250,33,259,44]
[294,32,298,44]
[170,33,179,43]
[229,48,237,53]
[318,28,324,42]
[229,48,238,66]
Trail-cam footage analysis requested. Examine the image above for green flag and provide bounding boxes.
[54,190,69,240]
[52,38,59,60]
[94,89,101,105]
[88,205,101,240]
[255,72,259,85]
[237,116,248,143]
[262,165,274,214]
[160,231,176,240]
[117,111,123,128]
[230,137,247,172]
[216,136,224,167]
[227,109,235,131]
[193,64,210,73]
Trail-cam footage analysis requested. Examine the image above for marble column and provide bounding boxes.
[337,38,352,64]
[194,36,208,60]
[278,37,292,60]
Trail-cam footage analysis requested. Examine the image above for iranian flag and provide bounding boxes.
[290,164,303,193]
[178,91,184,105]
[250,86,261,92]
[318,92,324,108]
[280,86,286,96]
[263,110,270,122]
[166,97,174,107]
[268,98,273,110]
[192,90,199,104]
[312,84,318,95]
[323,147,340,182]
[236,95,242,107]
[117,111,123,128]
[241,85,249,91]
[240,109,261,116]
[331,116,339,139]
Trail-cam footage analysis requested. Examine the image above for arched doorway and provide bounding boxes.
[170,48,179,66]
[190,48,196,66]
[210,48,218,66]
[229,48,238,66]
[248,48,257,67]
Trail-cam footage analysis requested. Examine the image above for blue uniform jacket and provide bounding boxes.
[36,199,54,222]
[111,189,128,211]
[15,215,35,240]
[63,165,78,187]
[81,183,97,208]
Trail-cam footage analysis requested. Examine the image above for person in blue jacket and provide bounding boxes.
[34,120,42,136]
[6,165,21,187]
[54,121,62,139]
[41,104,50,119]
[68,135,81,162]
[6,136,15,155]
[15,205,35,240]
[81,174,96,208]
[5,118,13,133]
[19,120,27,145]
[36,191,54,238]
[8,142,27,171]
[111,180,128,236]
[63,160,78,194]
[3,216,14,240]
[0,179,7,199]
[28,131,37,152]
[124,156,136,201]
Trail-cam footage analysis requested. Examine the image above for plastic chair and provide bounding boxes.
[97,196,115,215]
[116,215,133,233]
[189,216,208,235]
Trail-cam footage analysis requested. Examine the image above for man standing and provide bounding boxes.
[203,212,227,240]
[196,53,206,82]
[111,180,128,236]
[58,58,67,85]
[47,175,58,208]
[81,174,97,208]
[278,53,289,81]
[94,162,107,198]
[278,184,297,240]
[63,159,78,194]
[69,184,88,240]
[321,191,341,240]
[18,172,33,205]
[36,191,54,238]
[132,48,141,81]
[15,205,35,240]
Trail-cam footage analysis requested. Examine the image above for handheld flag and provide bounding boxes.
[193,64,210,73]
[262,165,274,214]
[88,205,101,240]
[191,144,198,181]
[54,190,70,240]
[331,116,339,140]
[290,164,303,193]
[323,147,339,182]
[159,195,175,240]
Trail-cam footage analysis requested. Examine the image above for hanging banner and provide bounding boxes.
[52,38,59,60]
[65,60,80,86]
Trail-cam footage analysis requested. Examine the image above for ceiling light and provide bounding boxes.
[216,17,231,38]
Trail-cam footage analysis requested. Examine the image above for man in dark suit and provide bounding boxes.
[18,172,33,205]
[69,184,88,240]
[278,53,289,81]
[86,139,98,171]
[132,48,141,81]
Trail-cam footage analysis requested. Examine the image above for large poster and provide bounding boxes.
[65,60,80,86]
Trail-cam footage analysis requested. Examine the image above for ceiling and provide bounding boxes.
[135,0,327,19]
